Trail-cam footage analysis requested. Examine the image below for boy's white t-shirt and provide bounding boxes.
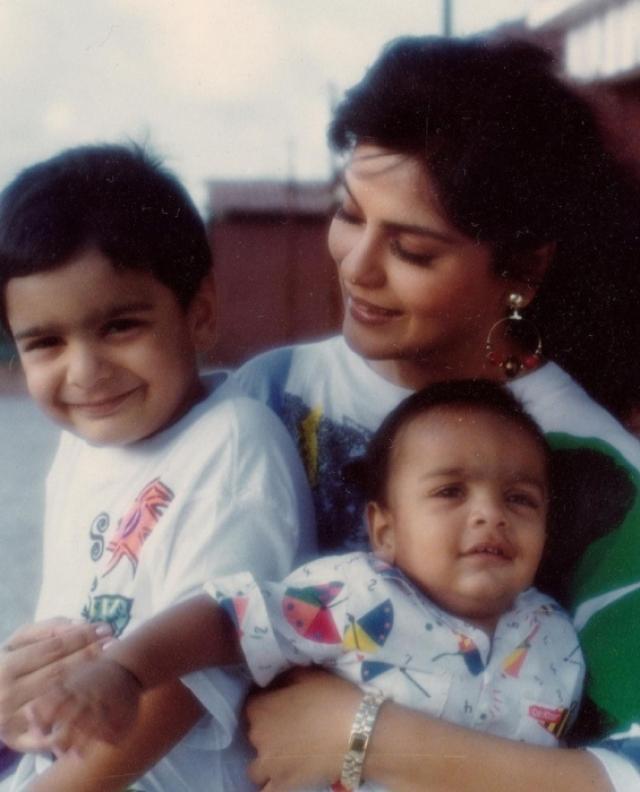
[10,374,315,792]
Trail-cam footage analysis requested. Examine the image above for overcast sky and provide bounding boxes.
[0,1,529,212]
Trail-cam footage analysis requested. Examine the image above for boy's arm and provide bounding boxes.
[26,680,204,792]
[106,593,241,689]
[28,594,241,746]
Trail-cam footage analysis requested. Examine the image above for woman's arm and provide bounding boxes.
[246,670,614,792]
[26,680,203,792]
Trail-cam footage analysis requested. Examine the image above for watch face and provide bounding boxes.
[349,732,369,754]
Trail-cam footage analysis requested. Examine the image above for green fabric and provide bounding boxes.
[579,588,640,729]
[547,432,640,730]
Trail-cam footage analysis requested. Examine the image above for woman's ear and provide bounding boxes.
[367,501,396,564]
[502,241,556,308]
[188,274,217,353]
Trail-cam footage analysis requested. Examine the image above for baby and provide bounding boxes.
[29,380,584,790]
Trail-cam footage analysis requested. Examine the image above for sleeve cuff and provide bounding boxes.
[587,747,640,792]
[205,573,291,687]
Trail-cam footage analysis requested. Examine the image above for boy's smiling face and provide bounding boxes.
[6,248,215,445]
[368,407,548,632]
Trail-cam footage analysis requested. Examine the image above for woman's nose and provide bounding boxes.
[66,343,111,390]
[337,230,386,289]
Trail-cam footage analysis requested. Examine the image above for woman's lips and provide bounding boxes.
[347,294,402,325]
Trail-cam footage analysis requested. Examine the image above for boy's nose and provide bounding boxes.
[66,344,111,390]
[469,497,507,529]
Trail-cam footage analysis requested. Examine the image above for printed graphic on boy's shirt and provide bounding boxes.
[432,632,484,676]
[528,703,575,739]
[103,478,174,577]
[82,478,174,636]
[502,622,541,678]
[283,581,346,643]
[82,593,133,637]
[343,600,393,652]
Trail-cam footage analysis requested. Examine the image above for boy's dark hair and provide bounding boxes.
[329,36,640,418]
[0,143,211,328]
[358,379,550,506]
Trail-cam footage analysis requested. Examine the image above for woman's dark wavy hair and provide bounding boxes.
[0,143,211,328]
[329,36,640,417]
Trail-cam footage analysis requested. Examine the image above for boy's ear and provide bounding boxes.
[188,274,217,353]
[367,501,395,564]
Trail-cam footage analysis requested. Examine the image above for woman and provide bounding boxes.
[2,35,640,790]
[233,37,640,790]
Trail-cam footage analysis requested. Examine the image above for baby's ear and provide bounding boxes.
[189,274,217,353]
[367,501,395,564]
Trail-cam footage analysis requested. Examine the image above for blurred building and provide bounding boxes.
[205,179,341,368]
[524,1,640,170]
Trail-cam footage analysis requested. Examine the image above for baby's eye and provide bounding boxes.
[434,485,464,498]
[103,318,144,336]
[506,491,540,509]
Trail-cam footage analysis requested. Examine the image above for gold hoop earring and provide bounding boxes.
[485,293,542,379]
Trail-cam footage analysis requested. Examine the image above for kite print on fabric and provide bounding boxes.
[282,582,346,644]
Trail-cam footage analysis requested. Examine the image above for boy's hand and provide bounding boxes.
[26,656,143,753]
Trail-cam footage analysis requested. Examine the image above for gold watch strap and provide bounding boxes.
[338,689,386,790]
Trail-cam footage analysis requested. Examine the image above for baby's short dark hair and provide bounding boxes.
[0,143,211,328]
[359,379,550,506]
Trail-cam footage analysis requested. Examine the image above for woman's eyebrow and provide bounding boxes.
[339,176,456,244]
[383,220,455,244]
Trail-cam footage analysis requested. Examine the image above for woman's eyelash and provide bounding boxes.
[389,239,434,265]
[333,205,361,224]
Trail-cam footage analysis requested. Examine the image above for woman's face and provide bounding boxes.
[329,145,523,387]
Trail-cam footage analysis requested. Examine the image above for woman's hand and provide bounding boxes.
[0,619,110,752]
[246,669,616,792]
[246,668,361,791]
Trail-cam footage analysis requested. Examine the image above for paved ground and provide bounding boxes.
[0,386,58,642]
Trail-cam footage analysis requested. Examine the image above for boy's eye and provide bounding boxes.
[22,336,61,353]
[389,239,434,267]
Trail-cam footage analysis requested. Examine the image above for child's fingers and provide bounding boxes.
[49,720,78,758]
[25,684,82,737]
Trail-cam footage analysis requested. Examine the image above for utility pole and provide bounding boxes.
[442,0,453,37]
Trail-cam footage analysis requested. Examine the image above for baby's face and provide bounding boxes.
[369,407,548,632]
[6,248,208,446]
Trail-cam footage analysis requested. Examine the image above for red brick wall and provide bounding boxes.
[207,214,342,367]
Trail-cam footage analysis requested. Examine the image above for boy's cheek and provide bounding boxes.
[21,366,55,411]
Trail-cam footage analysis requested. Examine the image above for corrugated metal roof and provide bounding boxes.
[527,0,609,29]
[206,179,335,219]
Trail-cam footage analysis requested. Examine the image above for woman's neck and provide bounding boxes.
[367,353,507,391]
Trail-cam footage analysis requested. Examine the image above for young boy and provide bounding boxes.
[0,144,314,791]
[29,381,585,791]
